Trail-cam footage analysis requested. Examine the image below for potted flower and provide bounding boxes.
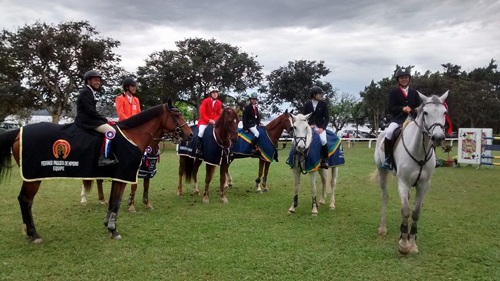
[441,144,454,167]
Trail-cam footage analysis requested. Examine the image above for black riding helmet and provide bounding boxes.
[122,77,137,91]
[395,68,412,80]
[309,86,324,98]
[83,70,102,84]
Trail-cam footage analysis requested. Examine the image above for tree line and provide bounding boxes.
[1,21,499,134]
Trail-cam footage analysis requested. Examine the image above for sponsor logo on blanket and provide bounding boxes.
[40,139,80,172]
[52,139,71,159]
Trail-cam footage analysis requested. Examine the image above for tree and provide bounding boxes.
[0,21,123,123]
[265,60,335,113]
[360,79,390,136]
[328,92,356,132]
[136,38,263,120]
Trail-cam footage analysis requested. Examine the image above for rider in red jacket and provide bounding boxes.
[196,86,222,157]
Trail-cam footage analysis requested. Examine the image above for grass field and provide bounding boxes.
[0,142,499,280]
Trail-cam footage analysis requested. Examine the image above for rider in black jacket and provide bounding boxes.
[303,86,329,169]
[242,92,261,154]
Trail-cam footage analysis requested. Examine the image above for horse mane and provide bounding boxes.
[266,113,287,131]
[118,104,164,128]
[215,108,237,127]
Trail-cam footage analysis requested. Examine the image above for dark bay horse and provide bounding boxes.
[178,108,239,203]
[0,104,192,243]
[228,110,293,193]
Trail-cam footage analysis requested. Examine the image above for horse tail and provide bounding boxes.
[370,167,392,185]
[0,129,20,183]
[180,156,193,183]
[82,180,93,193]
[369,168,379,184]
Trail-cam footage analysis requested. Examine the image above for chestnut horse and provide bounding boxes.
[178,108,239,203]
[80,141,160,212]
[0,104,192,243]
[227,110,294,193]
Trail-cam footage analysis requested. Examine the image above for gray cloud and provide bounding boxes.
[2,0,500,96]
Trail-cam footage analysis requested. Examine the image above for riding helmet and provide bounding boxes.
[309,86,324,98]
[83,70,102,84]
[249,92,258,99]
[395,67,412,80]
[122,77,137,91]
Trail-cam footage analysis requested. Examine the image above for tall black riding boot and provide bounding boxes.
[195,136,203,158]
[251,137,258,154]
[320,144,329,169]
[98,138,117,167]
[382,137,393,170]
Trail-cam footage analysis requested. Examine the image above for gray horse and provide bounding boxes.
[374,91,449,254]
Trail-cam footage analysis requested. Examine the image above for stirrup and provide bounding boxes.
[381,158,393,170]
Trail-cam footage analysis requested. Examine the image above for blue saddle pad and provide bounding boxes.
[177,125,230,166]
[232,126,278,162]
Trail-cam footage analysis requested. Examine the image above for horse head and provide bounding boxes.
[291,113,313,153]
[283,109,294,138]
[417,91,449,146]
[162,104,193,142]
[215,107,239,146]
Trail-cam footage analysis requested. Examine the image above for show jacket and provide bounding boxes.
[303,100,329,130]
[198,97,222,126]
[242,103,261,130]
[75,86,108,130]
[115,94,141,121]
[388,87,422,124]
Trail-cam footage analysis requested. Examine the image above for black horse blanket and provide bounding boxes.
[138,146,160,179]
[20,122,142,184]
[177,125,231,166]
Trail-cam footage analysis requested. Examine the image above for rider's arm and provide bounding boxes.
[115,96,127,121]
[199,99,210,124]
[81,90,107,122]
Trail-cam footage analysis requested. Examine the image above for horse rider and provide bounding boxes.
[196,86,222,157]
[242,92,262,154]
[75,70,117,166]
[303,86,329,169]
[115,77,141,121]
[382,67,422,170]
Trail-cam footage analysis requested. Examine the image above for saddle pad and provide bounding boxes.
[232,126,278,162]
[287,130,345,173]
[177,125,229,166]
[20,122,142,184]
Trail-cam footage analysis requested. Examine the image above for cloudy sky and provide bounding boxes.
[3,0,500,97]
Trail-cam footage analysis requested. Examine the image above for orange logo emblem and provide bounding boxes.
[52,140,71,159]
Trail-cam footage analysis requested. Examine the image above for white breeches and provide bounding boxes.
[313,127,327,145]
[249,126,260,138]
[385,122,399,140]
[198,124,208,138]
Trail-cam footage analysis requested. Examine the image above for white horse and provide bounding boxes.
[374,91,448,254]
[287,113,338,215]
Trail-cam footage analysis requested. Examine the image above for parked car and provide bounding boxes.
[358,131,377,138]
[0,121,20,131]
[446,131,458,138]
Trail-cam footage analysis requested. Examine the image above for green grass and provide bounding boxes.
[0,142,499,280]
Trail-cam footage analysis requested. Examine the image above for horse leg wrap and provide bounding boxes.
[127,193,134,206]
[103,211,111,227]
[262,177,267,185]
[400,224,409,238]
[255,178,261,186]
[312,196,318,208]
[293,195,298,208]
[107,212,118,231]
[410,222,418,239]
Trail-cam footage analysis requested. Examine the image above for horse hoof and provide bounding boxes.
[257,189,263,194]
[318,201,325,206]
[22,224,27,234]
[203,198,209,204]
[110,233,122,240]
[222,198,228,204]
[177,191,182,196]
[80,200,87,205]
[287,208,295,214]
[378,227,387,236]
[194,191,200,196]
[128,207,136,213]
[329,204,336,210]
[398,240,410,255]
[263,188,269,193]
[101,201,109,206]
[146,205,154,210]
[410,245,419,254]
[32,238,43,244]
[228,184,233,189]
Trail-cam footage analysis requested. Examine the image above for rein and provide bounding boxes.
[401,101,445,187]
[291,131,311,175]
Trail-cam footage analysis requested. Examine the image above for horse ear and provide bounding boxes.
[439,90,449,102]
[290,109,294,114]
[285,109,288,114]
[304,113,312,120]
[167,99,174,109]
[417,91,428,102]
[291,113,297,121]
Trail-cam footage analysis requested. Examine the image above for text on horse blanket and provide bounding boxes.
[20,122,142,183]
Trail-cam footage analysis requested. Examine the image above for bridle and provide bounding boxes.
[401,101,446,186]
[290,123,312,175]
[160,108,189,144]
[214,109,239,149]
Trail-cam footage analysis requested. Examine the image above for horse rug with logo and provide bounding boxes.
[287,130,345,172]
[20,122,142,183]
[232,126,278,162]
[177,125,231,166]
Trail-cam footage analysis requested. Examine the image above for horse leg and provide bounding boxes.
[377,167,390,236]
[224,167,233,189]
[409,182,430,254]
[193,159,202,195]
[220,161,229,204]
[80,180,92,205]
[287,168,301,214]
[397,179,412,254]
[18,181,42,243]
[203,165,216,203]
[309,171,319,215]
[256,160,264,193]
[177,157,184,196]
[96,180,108,206]
[143,178,153,210]
[127,183,137,213]
[262,161,271,192]
[318,168,327,206]
[328,167,338,210]
[104,181,126,239]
